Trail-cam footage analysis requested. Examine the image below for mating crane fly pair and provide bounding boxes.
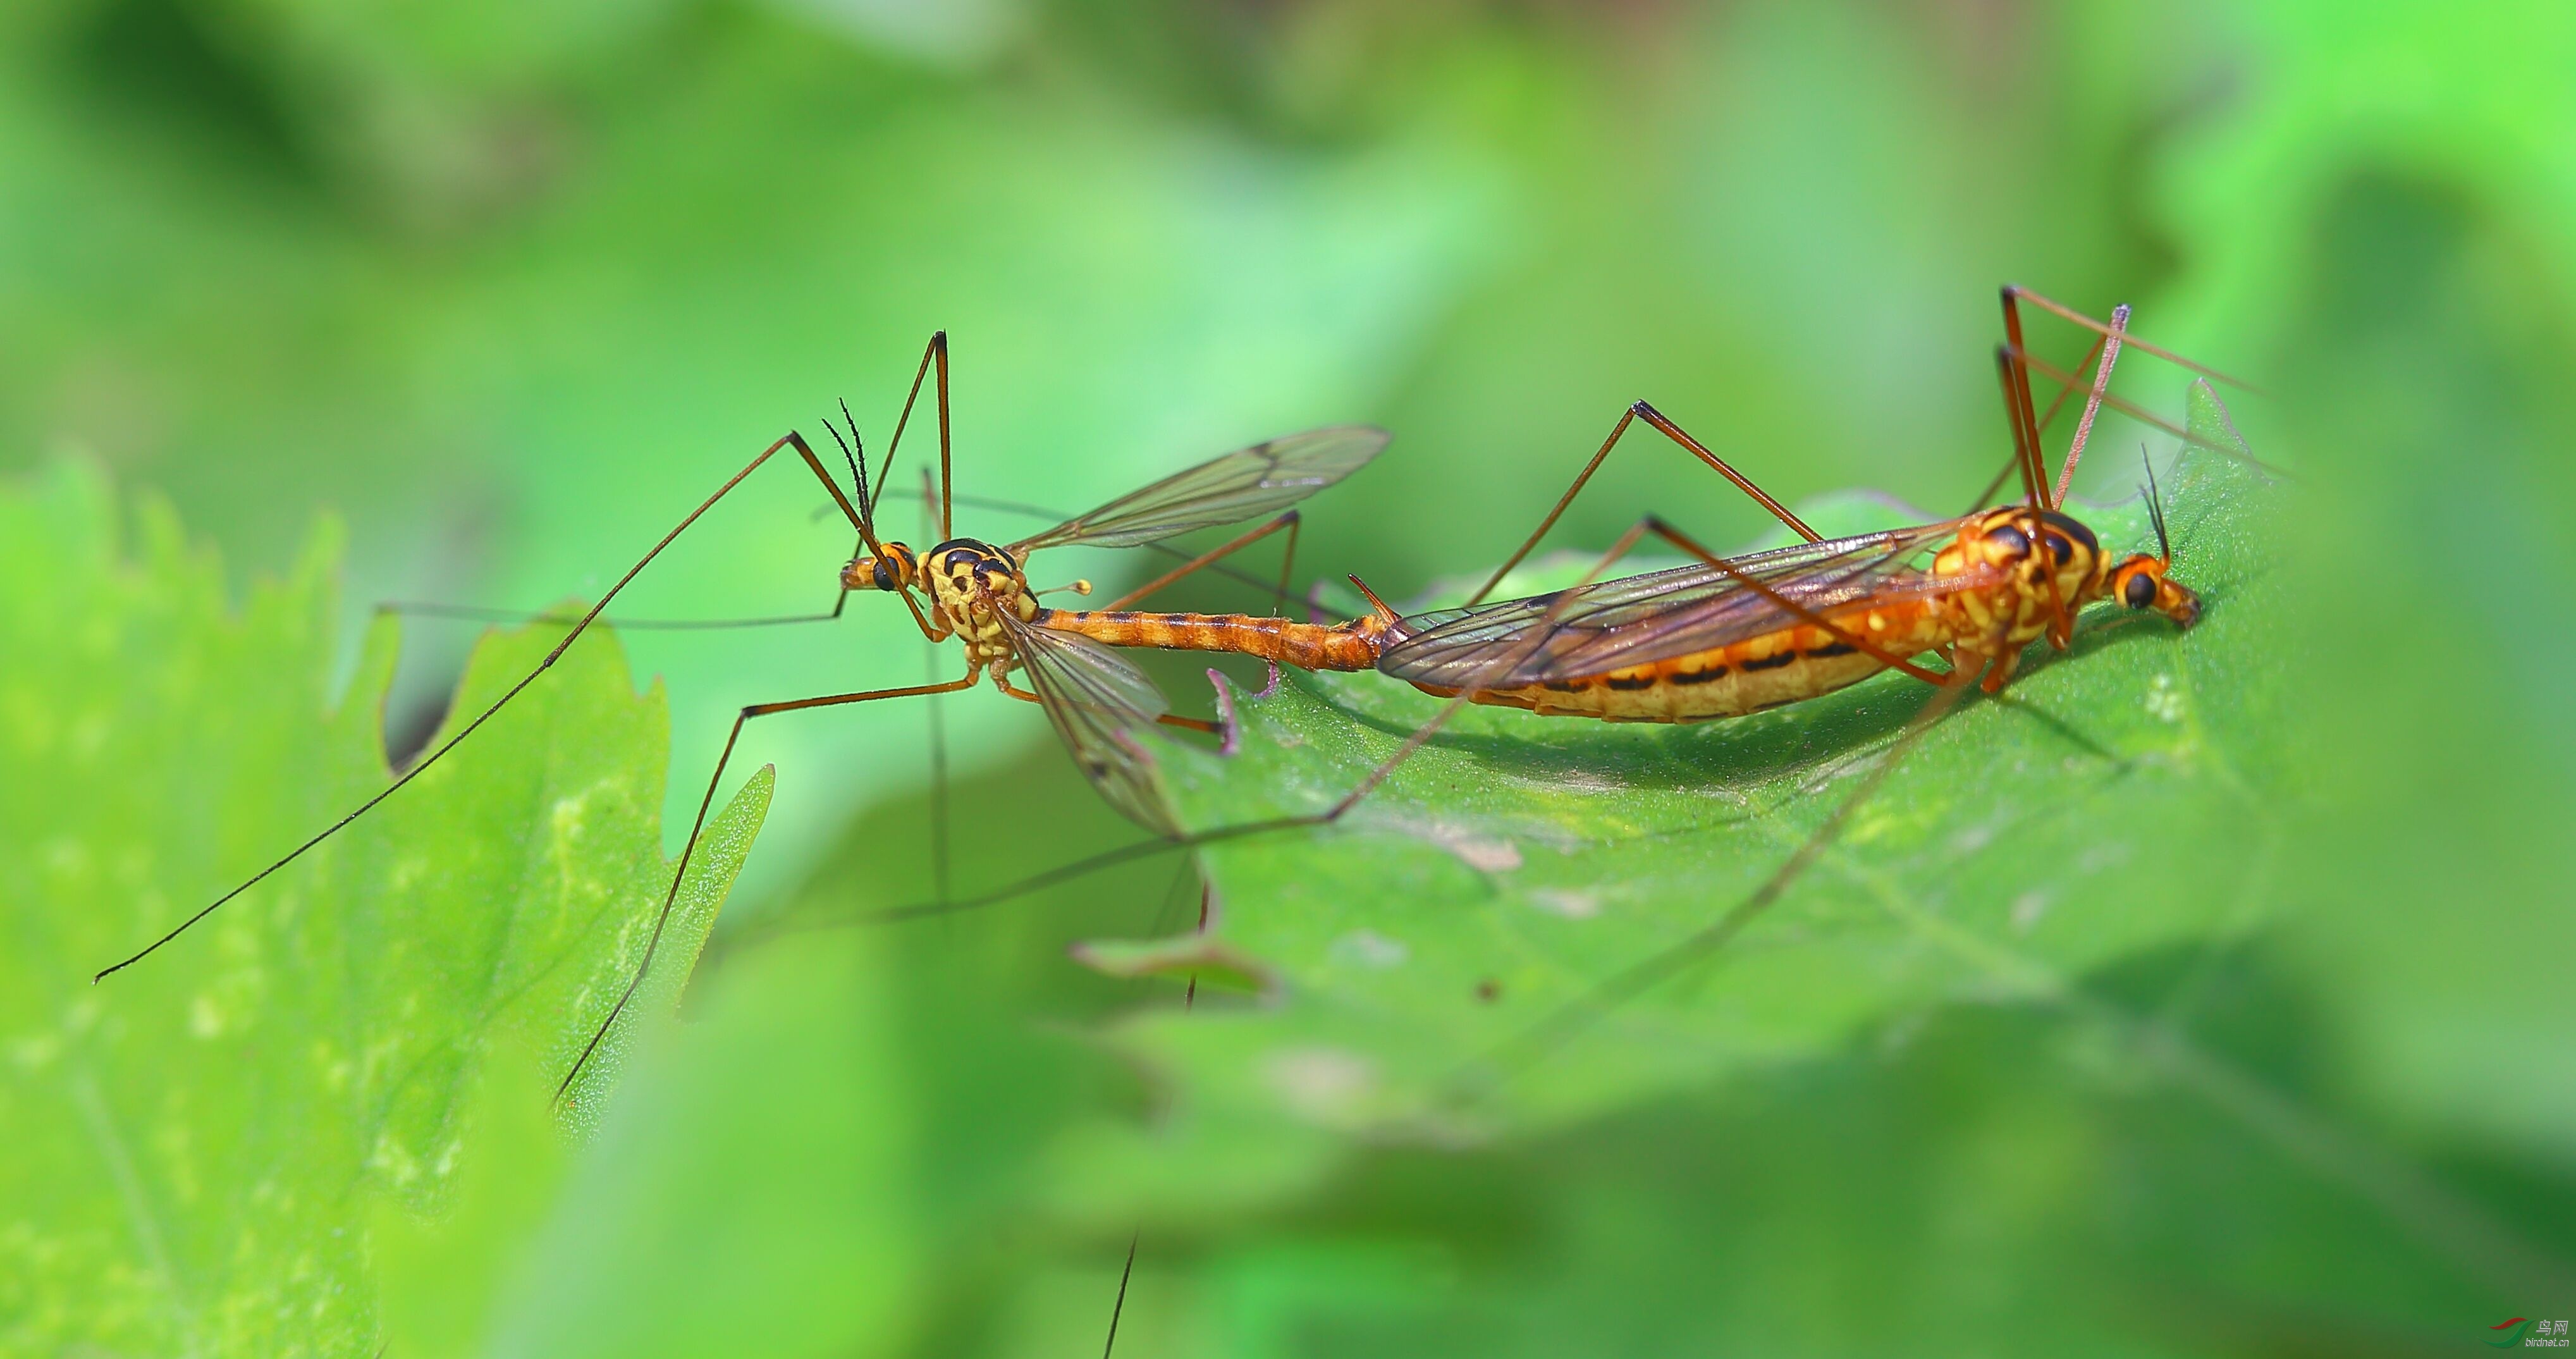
[94,287,2238,1103]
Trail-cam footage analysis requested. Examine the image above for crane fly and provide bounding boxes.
[1336,288,2257,1100]
[1365,328,2203,727]
[1309,287,2248,1093]
[831,288,2246,948]
[90,328,1396,1099]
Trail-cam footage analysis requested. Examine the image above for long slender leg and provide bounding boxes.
[870,332,953,537]
[1469,401,1822,608]
[1994,346,2044,510]
[96,430,871,983]
[2032,333,2108,444]
[1493,290,2231,623]
[1101,1234,1140,1359]
[916,467,952,907]
[2009,344,2287,480]
[2032,304,2131,648]
[2006,285,2256,391]
[1638,517,1953,684]
[1962,332,2104,515]
[1999,290,2050,514]
[1270,515,1302,618]
[935,338,952,540]
[1100,876,1212,1358]
[1998,293,2131,646]
[925,643,952,907]
[377,584,856,633]
[555,670,982,1101]
[1986,341,2075,644]
[2053,304,2128,509]
[1097,511,1303,612]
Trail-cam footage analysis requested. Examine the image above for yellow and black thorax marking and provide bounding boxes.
[1929,507,2111,654]
[920,538,1038,666]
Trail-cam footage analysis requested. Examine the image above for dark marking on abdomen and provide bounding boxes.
[1605,673,1656,691]
[1806,641,1857,659]
[1672,665,1727,686]
[1741,651,1796,672]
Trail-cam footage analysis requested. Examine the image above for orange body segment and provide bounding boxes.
[1040,608,1390,672]
[1411,603,1953,721]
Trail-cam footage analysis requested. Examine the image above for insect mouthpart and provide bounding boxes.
[2106,555,2201,630]
[843,541,918,592]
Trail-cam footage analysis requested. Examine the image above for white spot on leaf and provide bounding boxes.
[2010,890,2051,933]
[2145,672,2184,723]
[1330,930,1409,968]
[1529,887,1600,919]
[1447,837,1521,872]
[1264,1046,1377,1121]
[189,994,224,1039]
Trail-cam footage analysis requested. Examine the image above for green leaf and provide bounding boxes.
[0,461,770,1356]
[1130,380,2285,1136]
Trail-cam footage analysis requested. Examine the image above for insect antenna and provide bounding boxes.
[2143,446,2173,565]
[822,405,882,554]
[835,399,869,505]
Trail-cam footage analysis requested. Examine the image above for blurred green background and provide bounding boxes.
[6,0,2575,1353]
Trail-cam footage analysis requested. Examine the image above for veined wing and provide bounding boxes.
[998,610,1182,836]
[1380,520,1992,689]
[1009,426,1389,554]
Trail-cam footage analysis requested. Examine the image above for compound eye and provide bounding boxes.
[871,558,899,591]
[1985,523,2030,555]
[2123,572,2157,610]
[2042,531,2076,565]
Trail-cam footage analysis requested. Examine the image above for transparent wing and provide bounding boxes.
[1380,520,1992,689]
[998,612,1182,836]
[1009,426,1389,553]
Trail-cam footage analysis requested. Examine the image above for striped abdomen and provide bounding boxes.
[1038,608,1389,672]
[1414,600,1959,722]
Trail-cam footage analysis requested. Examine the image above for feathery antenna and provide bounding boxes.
[826,403,870,529]
[2142,445,2172,565]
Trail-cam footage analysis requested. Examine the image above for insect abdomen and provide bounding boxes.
[1038,610,1388,672]
[1416,605,1952,722]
